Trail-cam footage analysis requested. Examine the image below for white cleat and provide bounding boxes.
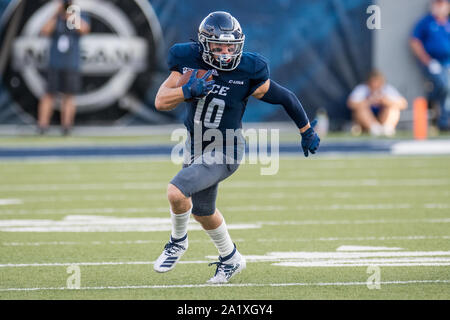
[383,125,396,137]
[369,123,383,137]
[207,247,246,284]
[153,235,188,273]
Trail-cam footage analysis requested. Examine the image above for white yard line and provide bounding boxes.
[0,199,22,206]
[2,238,246,247]
[3,235,449,247]
[2,195,165,203]
[12,191,450,203]
[3,251,450,268]
[238,251,450,260]
[2,170,446,182]
[0,215,260,232]
[0,156,172,165]
[1,203,449,216]
[274,262,450,267]
[296,204,412,210]
[224,179,450,188]
[0,207,168,216]
[0,179,449,192]
[0,260,209,268]
[258,235,450,242]
[336,245,404,251]
[259,218,450,226]
[0,280,449,292]
[0,183,165,192]
[0,216,449,232]
[424,203,450,209]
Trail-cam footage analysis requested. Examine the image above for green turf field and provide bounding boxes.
[0,155,449,299]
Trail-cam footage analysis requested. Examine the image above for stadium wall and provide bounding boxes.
[1,0,373,130]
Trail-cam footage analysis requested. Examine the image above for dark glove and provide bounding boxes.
[301,119,320,157]
[182,69,215,100]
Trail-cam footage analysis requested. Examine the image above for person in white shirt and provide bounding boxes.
[347,70,408,136]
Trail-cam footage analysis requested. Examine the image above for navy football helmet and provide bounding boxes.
[198,11,245,71]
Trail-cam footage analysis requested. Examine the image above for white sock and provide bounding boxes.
[370,123,383,136]
[170,207,191,241]
[383,125,396,137]
[205,219,235,258]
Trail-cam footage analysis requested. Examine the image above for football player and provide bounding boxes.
[153,11,320,283]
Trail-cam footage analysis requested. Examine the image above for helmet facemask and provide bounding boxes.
[199,35,245,71]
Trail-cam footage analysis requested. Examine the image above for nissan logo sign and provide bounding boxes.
[1,0,164,123]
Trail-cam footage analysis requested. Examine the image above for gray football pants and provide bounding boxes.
[170,154,240,216]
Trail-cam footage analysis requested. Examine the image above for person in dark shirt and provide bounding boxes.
[152,11,320,283]
[37,0,89,135]
[410,0,450,131]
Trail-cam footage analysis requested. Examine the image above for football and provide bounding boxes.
[176,69,213,87]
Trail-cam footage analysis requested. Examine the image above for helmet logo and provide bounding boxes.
[218,34,235,40]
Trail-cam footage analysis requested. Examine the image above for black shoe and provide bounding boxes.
[37,127,48,135]
[62,127,72,136]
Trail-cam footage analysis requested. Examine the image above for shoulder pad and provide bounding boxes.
[167,42,201,72]
[239,52,269,78]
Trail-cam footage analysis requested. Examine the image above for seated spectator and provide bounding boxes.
[410,0,450,131]
[347,70,408,137]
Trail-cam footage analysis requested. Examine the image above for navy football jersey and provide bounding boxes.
[168,42,269,160]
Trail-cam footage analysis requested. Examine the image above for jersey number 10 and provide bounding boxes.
[193,97,225,129]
